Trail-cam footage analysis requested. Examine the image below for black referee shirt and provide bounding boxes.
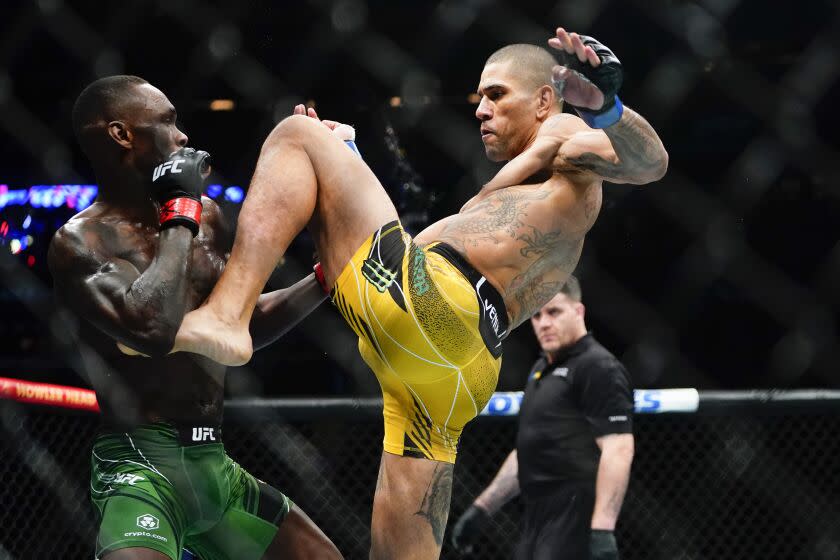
[516,333,634,498]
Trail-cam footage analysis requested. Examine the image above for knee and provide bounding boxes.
[265,114,318,148]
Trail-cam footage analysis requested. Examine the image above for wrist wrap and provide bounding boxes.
[575,95,624,129]
[159,196,202,237]
[344,139,362,157]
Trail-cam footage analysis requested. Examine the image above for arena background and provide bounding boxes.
[1,0,839,558]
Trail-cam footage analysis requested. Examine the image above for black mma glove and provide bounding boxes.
[554,35,624,129]
[590,529,620,560]
[450,504,491,555]
[152,147,211,237]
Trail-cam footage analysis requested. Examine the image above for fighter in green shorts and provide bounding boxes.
[50,76,341,559]
[91,424,292,559]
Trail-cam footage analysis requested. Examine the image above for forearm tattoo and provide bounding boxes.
[568,108,665,183]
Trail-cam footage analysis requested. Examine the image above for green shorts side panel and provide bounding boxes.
[187,507,278,560]
[95,493,180,560]
[91,426,292,560]
[186,465,290,560]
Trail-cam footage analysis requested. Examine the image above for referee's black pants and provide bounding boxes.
[515,482,595,560]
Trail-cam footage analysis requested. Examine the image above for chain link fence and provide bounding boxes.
[2,0,839,394]
[2,397,839,559]
[1,2,839,559]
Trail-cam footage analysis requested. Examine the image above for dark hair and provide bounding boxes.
[559,274,582,302]
[485,43,562,107]
[71,75,148,143]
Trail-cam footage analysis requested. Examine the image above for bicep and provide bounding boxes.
[81,259,144,327]
[54,251,145,337]
[595,433,635,456]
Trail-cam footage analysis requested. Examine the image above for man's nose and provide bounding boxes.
[475,98,492,121]
[176,130,188,147]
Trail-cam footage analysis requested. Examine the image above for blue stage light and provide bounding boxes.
[224,186,244,203]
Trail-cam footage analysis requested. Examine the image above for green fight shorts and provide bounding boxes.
[90,423,291,560]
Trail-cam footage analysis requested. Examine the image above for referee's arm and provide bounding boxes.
[474,449,520,514]
[591,432,634,530]
[450,450,520,553]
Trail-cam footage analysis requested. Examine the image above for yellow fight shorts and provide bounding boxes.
[332,221,509,463]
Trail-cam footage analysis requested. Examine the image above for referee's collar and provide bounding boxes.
[544,332,594,365]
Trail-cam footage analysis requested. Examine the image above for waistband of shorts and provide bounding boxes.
[98,420,223,447]
[428,242,509,338]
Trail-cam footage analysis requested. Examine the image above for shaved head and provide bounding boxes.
[71,75,187,179]
[72,75,148,154]
[485,44,561,100]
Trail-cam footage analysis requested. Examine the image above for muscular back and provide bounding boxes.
[48,198,229,426]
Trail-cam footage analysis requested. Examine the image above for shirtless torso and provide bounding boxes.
[170,28,667,560]
[49,198,228,425]
[417,115,603,329]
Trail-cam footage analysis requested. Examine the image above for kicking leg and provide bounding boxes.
[175,114,398,365]
[370,452,454,560]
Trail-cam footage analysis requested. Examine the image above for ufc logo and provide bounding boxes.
[192,427,216,442]
[99,472,145,486]
[152,159,185,182]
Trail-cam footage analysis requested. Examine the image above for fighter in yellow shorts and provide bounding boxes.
[333,220,507,463]
[175,26,667,559]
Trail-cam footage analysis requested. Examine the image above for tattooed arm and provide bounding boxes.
[559,107,668,185]
[481,131,564,193]
[547,28,668,185]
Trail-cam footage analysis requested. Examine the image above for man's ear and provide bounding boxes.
[107,121,132,149]
[536,85,555,120]
[575,302,586,320]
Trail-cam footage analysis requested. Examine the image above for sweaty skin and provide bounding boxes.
[49,199,229,424]
[51,78,341,559]
[50,196,326,425]
[415,33,667,329]
[415,105,658,329]
[167,28,667,560]
[415,114,601,329]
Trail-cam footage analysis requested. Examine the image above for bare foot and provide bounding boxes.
[172,306,253,366]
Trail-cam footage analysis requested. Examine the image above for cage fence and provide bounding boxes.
[2,393,839,560]
[2,0,839,391]
[1,1,839,560]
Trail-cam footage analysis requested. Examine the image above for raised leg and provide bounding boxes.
[175,114,398,365]
[370,452,454,560]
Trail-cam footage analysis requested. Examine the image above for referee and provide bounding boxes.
[451,277,634,559]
